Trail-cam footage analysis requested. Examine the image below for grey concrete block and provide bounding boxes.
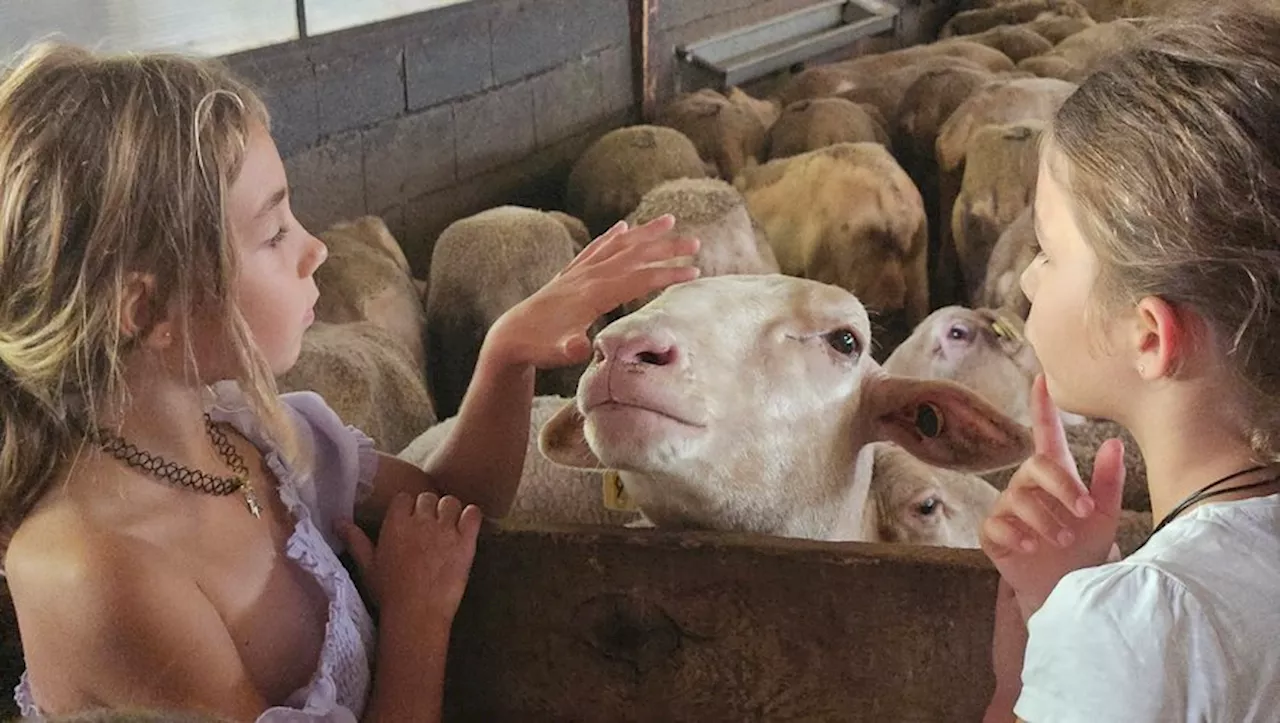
[363,105,457,211]
[227,46,319,158]
[491,0,629,84]
[596,44,634,116]
[314,44,405,137]
[453,81,536,179]
[531,56,604,146]
[284,131,366,233]
[405,8,494,110]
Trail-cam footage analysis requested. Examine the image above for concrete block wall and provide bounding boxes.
[225,0,636,279]
[223,0,947,281]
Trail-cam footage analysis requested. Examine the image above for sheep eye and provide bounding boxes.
[917,497,940,516]
[823,328,860,356]
[947,325,970,341]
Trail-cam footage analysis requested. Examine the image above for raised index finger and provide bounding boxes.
[1031,373,1077,475]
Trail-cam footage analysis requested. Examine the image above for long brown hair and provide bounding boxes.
[0,43,295,536]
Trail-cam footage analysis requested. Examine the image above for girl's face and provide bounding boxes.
[1020,148,1132,420]
[222,121,327,376]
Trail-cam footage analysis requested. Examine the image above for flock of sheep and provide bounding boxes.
[281,0,1202,557]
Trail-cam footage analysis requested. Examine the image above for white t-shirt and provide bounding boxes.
[1015,492,1280,723]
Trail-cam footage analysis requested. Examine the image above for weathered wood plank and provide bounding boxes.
[444,523,1000,722]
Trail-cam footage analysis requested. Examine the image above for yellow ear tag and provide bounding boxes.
[602,469,639,511]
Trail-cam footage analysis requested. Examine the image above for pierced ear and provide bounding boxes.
[538,401,605,470]
[1134,296,1188,379]
[119,271,177,350]
[866,375,1033,473]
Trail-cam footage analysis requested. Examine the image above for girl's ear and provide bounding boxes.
[1133,295,1191,379]
[538,401,605,470]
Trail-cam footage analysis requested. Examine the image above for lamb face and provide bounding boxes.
[540,275,1033,540]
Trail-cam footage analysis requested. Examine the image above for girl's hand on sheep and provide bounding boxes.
[488,214,700,368]
[979,374,1126,620]
[337,491,483,624]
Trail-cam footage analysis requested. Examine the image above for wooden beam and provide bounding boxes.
[629,0,660,122]
[442,523,1000,721]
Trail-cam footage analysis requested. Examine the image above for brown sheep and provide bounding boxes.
[734,142,928,359]
[276,321,438,454]
[775,39,1014,110]
[894,65,1002,309]
[933,76,1076,306]
[1019,13,1098,42]
[939,0,1093,38]
[727,86,782,131]
[425,206,591,419]
[313,215,426,373]
[565,125,708,236]
[622,177,779,313]
[956,24,1056,61]
[951,120,1046,301]
[1015,18,1145,81]
[766,98,891,159]
[976,205,1037,318]
[654,88,769,180]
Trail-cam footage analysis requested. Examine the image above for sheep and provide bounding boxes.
[933,76,1076,307]
[654,88,770,180]
[882,305,1151,510]
[1016,18,1145,82]
[537,274,1033,545]
[621,178,779,314]
[938,0,1093,38]
[863,442,1002,547]
[313,215,426,373]
[565,125,708,236]
[424,206,591,419]
[726,86,782,132]
[951,120,1046,301]
[398,395,638,527]
[1018,13,1097,42]
[954,25,1056,62]
[734,143,929,359]
[774,40,1013,111]
[276,321,437,454]
[766,98,891,160]
[976,205,1036,318]
[894,64,1002,305]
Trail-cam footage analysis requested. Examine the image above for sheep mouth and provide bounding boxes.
[585,400,707,428]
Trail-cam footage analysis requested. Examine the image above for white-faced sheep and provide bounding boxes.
[538,275,1033,546]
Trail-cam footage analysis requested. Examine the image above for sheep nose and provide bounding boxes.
[594,330,679,367]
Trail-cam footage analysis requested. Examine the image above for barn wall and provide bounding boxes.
[222,0,953,279]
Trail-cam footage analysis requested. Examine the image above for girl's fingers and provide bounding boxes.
[982,514,1040,557]
[436,495,463,527]
[564,220,630,271]
[613,230,701,266]
[415,491,441,518]
[1007,484,1076,547]
[1016,455,1094,519]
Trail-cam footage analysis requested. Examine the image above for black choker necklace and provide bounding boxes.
[1134,464,1279,553]
[87,414,263,518]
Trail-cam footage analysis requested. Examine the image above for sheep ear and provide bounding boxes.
[864,375,1033,473]
[538,401,604,470]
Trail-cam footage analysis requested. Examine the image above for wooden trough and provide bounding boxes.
[442,523,1000,723]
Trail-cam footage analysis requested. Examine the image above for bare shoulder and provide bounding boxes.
[5,506,266,718]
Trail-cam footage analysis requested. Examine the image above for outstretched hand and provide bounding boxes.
[487,214,700,369]
[979,374,1126,619]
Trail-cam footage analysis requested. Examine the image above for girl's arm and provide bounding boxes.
[357,216,699,525]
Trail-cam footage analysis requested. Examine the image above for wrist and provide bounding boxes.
[482,313,536,371]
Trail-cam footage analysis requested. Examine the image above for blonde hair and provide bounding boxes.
[0,43,297,536]
[1046,3,1280,460]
